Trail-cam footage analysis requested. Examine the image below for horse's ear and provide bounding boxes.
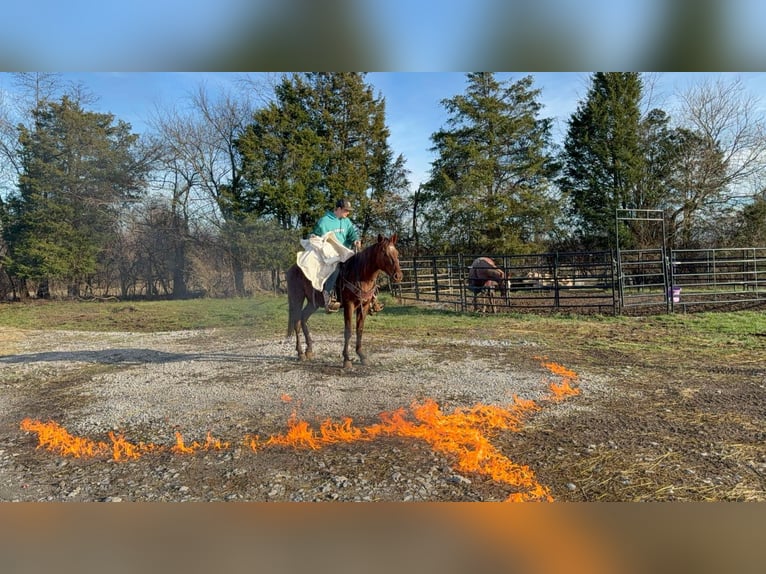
[377,233,384,243]
[391,233,398,244]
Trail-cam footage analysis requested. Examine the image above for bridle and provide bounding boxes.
[341,239,398,304]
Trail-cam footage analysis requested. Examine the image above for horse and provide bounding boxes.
[467,257,510,313]
[286,233,403,368]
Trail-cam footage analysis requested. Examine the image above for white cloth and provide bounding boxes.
[296,231,355,292]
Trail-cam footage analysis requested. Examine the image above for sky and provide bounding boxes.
[3,72,755,194]
[1,72,582,192]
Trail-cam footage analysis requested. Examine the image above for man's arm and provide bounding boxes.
[312,214,329,237]
[345,219,360,248]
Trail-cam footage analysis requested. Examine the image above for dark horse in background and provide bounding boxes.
[286,234,403,368]
[467,257,510,313]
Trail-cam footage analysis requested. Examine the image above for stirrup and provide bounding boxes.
[323,291,340,313]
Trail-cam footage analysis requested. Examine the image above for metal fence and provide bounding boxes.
[395,251,618,314]
[393,247,766,315]
[669,247,766,311]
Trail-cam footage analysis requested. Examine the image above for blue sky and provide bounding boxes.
[60,72,595,189]
[4,72,766,193]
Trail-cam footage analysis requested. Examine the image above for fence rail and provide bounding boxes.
[669,247,766,310]
[393,247,766,315]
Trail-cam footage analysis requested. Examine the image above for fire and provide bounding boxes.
[19,419,108,458]
[171,431,230,454]
[538,357,581,402]
[20,361,580,502]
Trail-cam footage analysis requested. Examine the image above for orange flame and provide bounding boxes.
[539,358,581,402]
[367,396,552,502]
[19,419,108,458]
[20,360,580,502]
[172,431,230,454]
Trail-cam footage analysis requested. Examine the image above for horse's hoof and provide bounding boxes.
[343,360,353,369]
[305,351,314,360]
[298,353,307,361]
[359,357,368,366]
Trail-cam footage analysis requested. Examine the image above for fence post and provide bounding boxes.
[413,256,420,301]
[458,253,466,312]
[553,251,560,309]
[612,249,621,315]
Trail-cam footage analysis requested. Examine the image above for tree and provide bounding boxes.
[664,76,766,249]
[236,72,409,242]
[147,80,258,297]
[147,107,205,299]
[421,73,560,254]
[729,195,766,246]
[2,96,149,297]
[560,72,647,250]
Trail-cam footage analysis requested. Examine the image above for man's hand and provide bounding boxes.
[353,240,362,251]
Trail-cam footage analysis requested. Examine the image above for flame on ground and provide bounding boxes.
[20,361,580,502]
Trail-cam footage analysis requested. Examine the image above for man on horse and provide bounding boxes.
[311,198,362,313]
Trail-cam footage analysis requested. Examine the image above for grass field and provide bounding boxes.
[3,293,766,361]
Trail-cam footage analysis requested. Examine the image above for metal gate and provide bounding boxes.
[615,209,672,312]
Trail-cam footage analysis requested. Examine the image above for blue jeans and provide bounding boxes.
[324,266,340,295]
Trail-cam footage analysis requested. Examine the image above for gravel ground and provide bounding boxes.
[1,328,585,502]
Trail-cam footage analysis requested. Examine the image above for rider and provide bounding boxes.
[312,198,361,313]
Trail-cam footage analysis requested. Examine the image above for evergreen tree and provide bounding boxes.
[560,72,644,250]
[236,72,408,242]
[2,96,148,297]
[422,73,560,254]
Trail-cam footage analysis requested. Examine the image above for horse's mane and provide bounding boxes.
[342,238,387,283]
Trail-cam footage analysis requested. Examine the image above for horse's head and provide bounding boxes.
[373,233,403,283]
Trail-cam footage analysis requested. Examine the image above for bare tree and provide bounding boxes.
[147,76,266,296]
[667,75,766,247]
[146,108,202,299]
[185,81,260,296]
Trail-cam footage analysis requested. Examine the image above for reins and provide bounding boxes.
[340,244,384,304]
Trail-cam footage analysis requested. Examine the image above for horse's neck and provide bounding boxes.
[346,250,381,285]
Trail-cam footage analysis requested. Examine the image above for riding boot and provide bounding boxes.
[323,290,340,313]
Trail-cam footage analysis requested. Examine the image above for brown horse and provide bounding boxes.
[467,257,510,313]
[286,233,403,368]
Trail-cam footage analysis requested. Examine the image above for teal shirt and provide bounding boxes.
[312,211,359,249]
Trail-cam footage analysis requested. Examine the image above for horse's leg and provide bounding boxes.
[293,314,306,361]
[355,304,369,366]
[288,291,306,361]
[342,303,354,369]
[488,289,495,313]
[301,298,317,360]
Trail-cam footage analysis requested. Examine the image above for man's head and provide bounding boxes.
[334,198,353,218]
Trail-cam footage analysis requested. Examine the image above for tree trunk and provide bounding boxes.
[232,258,246,297]
[37,278,50,299]
[172,240,188,299]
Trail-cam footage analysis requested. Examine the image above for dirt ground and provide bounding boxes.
[1,315,765,502]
